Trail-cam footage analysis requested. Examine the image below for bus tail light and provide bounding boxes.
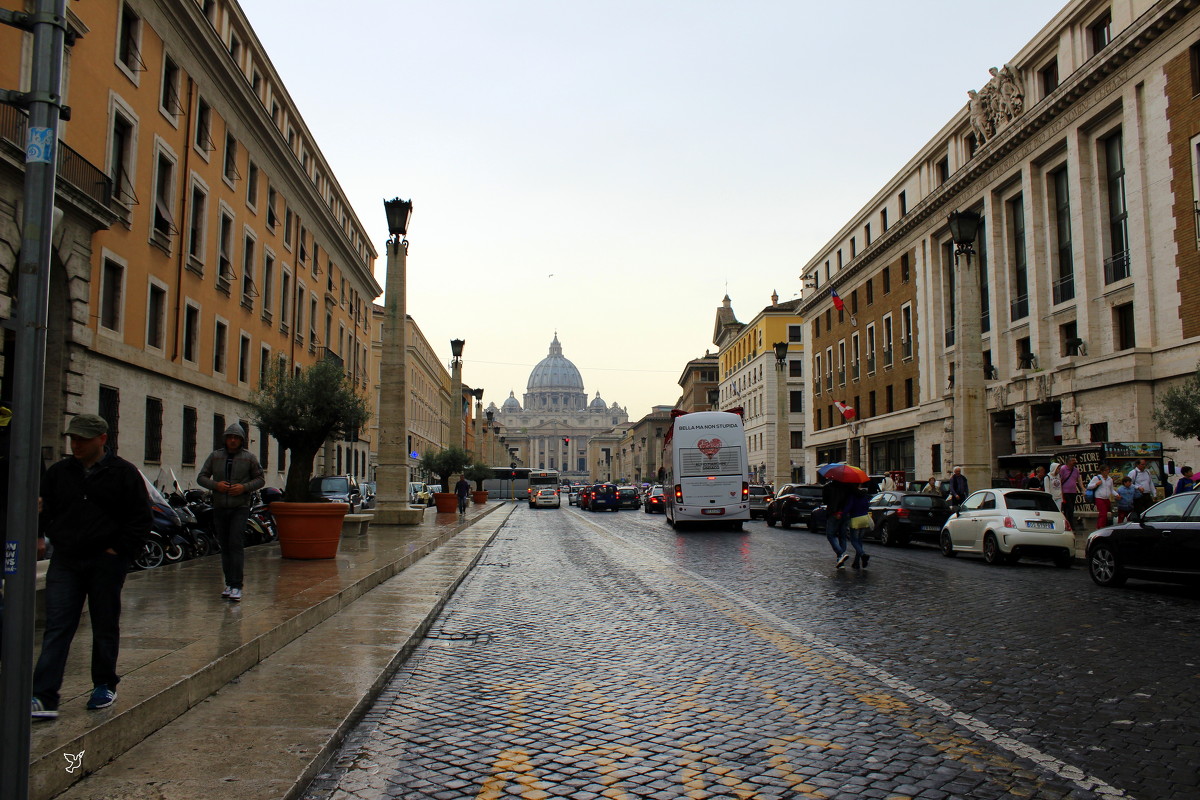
[674,484,683,501]
[742,483,749,499]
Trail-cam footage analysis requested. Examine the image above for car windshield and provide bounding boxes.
[1003,491,1059,512]
[901,495,948,510]
[650,488,664,497]
[315,478,349,493]
[748,486,770,496]
[791,487,822,498]
[619,489,636,497]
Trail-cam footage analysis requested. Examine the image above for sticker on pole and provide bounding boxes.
[4,540,17,574]
[26,127,54,164]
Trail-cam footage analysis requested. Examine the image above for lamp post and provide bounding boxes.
[485,409,495,465]
[707,387,720,411]
[450,339,465,452]
[948,209,988,492]
[375,197,421,525]
[773,341,791,488]
[473,388,484,459]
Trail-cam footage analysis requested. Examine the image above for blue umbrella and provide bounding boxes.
[816,462,847,477]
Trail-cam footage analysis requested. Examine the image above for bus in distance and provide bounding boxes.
[662,409,749,530]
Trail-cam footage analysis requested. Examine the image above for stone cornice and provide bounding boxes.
[799,0,1199,317]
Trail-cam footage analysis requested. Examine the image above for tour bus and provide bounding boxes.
[662,408,750,530]
[482,468,561,502]
[526,469,560,506]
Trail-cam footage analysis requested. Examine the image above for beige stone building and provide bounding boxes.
[676,353,719,413]
[1,0,380,485]
[800,0,1200,484]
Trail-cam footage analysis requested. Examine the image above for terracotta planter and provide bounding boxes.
[472,490,488,504]
[271,502,348,559]
[433,492,459,513]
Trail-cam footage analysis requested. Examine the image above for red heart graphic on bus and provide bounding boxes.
[697,438,723,458]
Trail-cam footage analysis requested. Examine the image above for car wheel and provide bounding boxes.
[780,517,791,529]
[983,533,1007,565]
[939,530,956,557]
[1088,543,1126,586]
[765,516,776,527]
[879,522,896,547]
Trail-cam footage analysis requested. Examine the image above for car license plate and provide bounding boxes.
[922,525,939,532]
[1026,520,1054,529]
[701,508,725,515]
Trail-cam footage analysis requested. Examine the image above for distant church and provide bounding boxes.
[488,335,629,475]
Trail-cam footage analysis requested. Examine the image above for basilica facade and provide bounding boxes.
[488,335,629,478]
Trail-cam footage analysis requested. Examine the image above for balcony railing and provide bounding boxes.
[1,104,114,208]
[1104,250,1130,284]
[813,379,821,396]
[824,373,833,392]
[866,355,877,375]
[852,361,860,381]
[882,347,894,368]
[1010,295,1029,321]
[1052,273,1075,305]
[837,368,845,386]
[902,339,912,360]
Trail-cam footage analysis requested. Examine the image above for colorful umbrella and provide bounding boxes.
[819,464,869,483]
[816,462,846,476]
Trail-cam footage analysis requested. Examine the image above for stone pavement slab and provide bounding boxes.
[28,501,514,800]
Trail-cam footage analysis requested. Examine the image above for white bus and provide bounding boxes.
[663,409,750,530]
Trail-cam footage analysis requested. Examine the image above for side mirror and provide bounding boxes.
[1128,511,1141,523]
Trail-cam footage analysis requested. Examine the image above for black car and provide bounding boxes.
[616,486,641,509]
[308,475,362,512]
[1087,492,1200,588]
[870,491,954,546]
[643,486,666,513]
[764,484,823,529]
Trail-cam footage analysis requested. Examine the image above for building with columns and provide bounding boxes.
[800,0,1200,486]
[488,334,629,480]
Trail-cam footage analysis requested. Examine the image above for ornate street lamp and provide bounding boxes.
[773,341,791,487]
[948,208,987,493]
[449,339,465,450]
[384,197,413,241]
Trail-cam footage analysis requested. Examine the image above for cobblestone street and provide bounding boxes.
[303,505,1200,800]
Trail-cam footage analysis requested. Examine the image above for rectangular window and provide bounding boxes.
[267,186,278,230]
[117,3,142,73]
[99,386,120,455]
[260,345,271,386]
[838,340,846,385]
[1192,43,1200,97]
[1040,59,1059,97]
[1061,320,1081,357]
[223,131,239,182]
[904,378,914,408]
[790,431,804,449]
[837,250,843,269]
[882,266,891,294]
[869,391,877,418]
[183,303,199,362]
[1051,167,1074,303]
[789,359,803,378]
[937,156,950,186]
[788,324,803,342]
[1017,336,1035,369]
[900,253,910,283]
[214,320,228,374]
[238,334,251,383]
[1103,131,1130,283]
[147,283,166,350]
[152,150,176,238]
[218,213,234,282]
[851,332,861,380]
[943,241,956,346]
[898,191,907,216]
[262,252,275,316]
[789,391,804,413]
[850,236,857,257]
[212,414,225,452]
[160,54,181,118]
[1009,195,1029,320]
[851,289,858,315]
[881,208,888,232]
[187,182,207,263]
[1114,303,1136,350]
[883,315,894,368]
[100,257,124,332]
[182,405,197,465]
[901,304,913,360]
[866,324,877,375]
[144,397,162,462]
[886,385,894,414]
[814,354,822,395]
[194,97,213,152]
[110,112,136,206]
[1089,11,1112,55]
[864,223,871,246]
[865,278,874,305]
[242,234,256,303]
[246,162,259,208]
[284,207,294,247]
[281,271,292,327]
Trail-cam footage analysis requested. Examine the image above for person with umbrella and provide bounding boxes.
[818,463,868,569]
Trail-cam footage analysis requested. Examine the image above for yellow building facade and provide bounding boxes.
[0,0,381,484]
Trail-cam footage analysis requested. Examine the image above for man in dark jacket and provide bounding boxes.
[821,477,853,568]
[198,422,265,602]
[32,414,151,719]
[950,466,969,505]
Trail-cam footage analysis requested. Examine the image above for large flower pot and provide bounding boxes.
[433,492,459,513]
[472,490,488,504]
[271,502,349,559]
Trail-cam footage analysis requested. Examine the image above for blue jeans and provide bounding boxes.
[33,552,128,707]
[825,513,849,556]
[213,506,250,590]
[845,527,865,557]
[457,494,469,513]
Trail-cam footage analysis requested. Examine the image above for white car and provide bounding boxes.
[532,487,561,509]
[940,488,1074,567]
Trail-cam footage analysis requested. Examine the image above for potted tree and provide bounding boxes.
[419,447,472,513]
[251,358,371,558]
[464,463,494,504]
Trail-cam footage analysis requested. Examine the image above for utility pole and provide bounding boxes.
[1,2,70,798]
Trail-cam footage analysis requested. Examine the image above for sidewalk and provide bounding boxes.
[27,500,517,800]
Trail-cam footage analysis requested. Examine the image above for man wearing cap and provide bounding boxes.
[197,422,264,602]
[32,414,152,719]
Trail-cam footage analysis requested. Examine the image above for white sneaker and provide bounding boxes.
[836,553,851,569]
[221,586,232,598]
[228,588,242,601]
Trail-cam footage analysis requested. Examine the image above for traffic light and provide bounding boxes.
[563,437,570,446]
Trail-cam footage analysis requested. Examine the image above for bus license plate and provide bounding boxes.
[701,509,725,515]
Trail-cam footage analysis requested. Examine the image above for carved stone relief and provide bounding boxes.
[967,64,1026,146]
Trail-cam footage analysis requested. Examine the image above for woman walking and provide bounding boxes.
[844,487,872,570]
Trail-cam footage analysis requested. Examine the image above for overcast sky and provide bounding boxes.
[244,0,1059,422]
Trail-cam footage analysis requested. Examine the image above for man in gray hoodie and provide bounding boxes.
[197,423,265,601]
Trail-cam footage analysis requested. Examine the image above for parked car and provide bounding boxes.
[747,485,774,519]
[532,487,561,509]
[1087,492,1200,588]
[617,486,641,509]
[764,484,824,529]
[870,491,954,546]
[360,481,377,510]
[643,485,666,513]
[308,475,362,512]
[940,488,1072,567]
[587,483,620,512]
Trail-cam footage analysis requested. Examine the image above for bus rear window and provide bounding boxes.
[679,447,743,478]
